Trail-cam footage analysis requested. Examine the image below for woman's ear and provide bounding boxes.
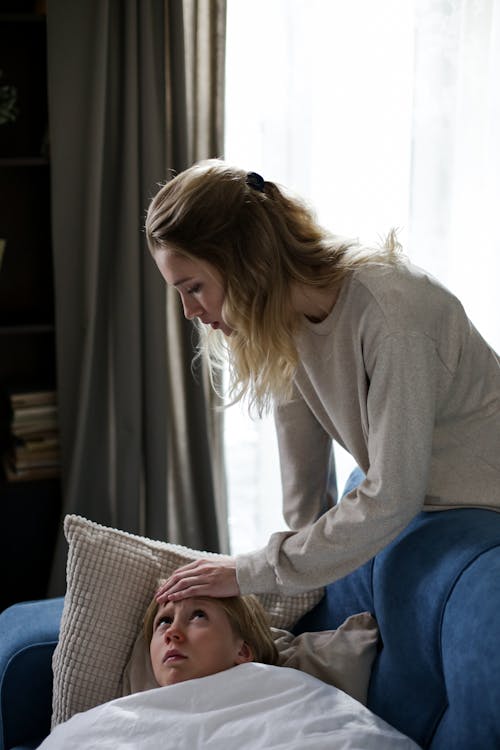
[234,640,253,665]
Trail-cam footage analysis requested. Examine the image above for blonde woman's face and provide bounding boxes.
[154,248,232,335]
[149,597,252,686]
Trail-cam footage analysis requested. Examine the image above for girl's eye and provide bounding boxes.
[187,283,201,295]
[191,609,207,620]
[156,616,172,629]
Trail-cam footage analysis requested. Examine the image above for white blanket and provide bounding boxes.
[40,663,419,749]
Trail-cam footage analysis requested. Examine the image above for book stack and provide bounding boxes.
[2,390,61,482]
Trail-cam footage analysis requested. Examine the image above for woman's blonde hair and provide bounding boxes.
[143,588,279,667]
[146,159,401,414]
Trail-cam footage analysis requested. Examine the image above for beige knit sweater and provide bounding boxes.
[236,261,500,595]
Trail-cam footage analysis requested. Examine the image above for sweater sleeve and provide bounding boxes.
[236,332,442,595]
[274,383,334,530]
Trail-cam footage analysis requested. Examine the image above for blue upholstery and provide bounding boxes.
[295,468,500,749]
[1,468,499,749]
[0,598,63,750]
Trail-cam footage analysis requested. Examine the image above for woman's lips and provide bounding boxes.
[202,319,231,335]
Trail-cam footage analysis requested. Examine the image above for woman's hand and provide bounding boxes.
[156,558,240,603]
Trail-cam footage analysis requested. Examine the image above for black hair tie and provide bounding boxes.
[246,171,265,192]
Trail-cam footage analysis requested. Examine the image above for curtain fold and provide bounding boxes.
[164,0,228,551]
[409,0,500,352]
[47,0,227,596]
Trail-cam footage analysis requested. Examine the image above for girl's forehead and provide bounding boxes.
[156,596,225,617]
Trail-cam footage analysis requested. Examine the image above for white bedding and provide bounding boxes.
[40,663,419,749]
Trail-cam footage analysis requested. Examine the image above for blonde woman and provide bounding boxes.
[146,159,500,603]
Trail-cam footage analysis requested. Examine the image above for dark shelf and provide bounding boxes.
[0,13,48,159]
[0,13,45,22]
[1,4,59,611]
[0,332,57,389]
[0,157,49,166]
[0,165,53,322]
[0,476,61,612]
[0,324,55,335]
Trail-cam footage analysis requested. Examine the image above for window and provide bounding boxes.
[224,0,500,553]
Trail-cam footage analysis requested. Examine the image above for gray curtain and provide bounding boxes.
[47,0,228,597]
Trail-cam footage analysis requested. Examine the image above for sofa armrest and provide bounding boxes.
[430,545,500,748]
[0,598,64,750]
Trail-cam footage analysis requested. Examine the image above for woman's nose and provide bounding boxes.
[182,297,203,321]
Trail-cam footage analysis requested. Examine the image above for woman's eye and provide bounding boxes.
[187,283,201,295]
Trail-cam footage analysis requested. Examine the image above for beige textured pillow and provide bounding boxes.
[51,514,323,727]
[272,613,378,705]
[122,612,378,706]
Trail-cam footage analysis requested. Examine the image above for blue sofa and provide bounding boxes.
[1,469,500,749]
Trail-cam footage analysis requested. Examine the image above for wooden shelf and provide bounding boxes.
[0,324,55,335]
[0,15,44,23]
[0,157,49,166]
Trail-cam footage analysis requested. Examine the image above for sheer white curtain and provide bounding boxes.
[410,0,500,350]
[224,0,500,554]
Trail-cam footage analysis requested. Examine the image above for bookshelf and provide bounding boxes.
[0,2,61,611]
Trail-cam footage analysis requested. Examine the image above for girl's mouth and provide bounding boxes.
[164,650,187,663]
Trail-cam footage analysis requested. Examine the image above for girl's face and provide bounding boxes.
[154,248,232,335]
[150,597,252,686]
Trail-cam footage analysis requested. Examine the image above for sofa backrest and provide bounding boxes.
[295,507,500,749]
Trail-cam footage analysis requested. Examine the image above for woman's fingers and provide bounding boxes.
[156,558,240,602]
[155,560,209,597]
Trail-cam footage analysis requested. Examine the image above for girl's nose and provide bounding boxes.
[164,622,184,642]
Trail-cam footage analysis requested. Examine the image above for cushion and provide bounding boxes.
[273,613,378,704]
[122,611,379,706]
[51,514,324,727]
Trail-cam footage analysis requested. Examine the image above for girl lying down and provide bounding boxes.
[39,594,419,750]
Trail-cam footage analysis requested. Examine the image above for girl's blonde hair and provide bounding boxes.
[143,589,279,667]
[146,159,401,415]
